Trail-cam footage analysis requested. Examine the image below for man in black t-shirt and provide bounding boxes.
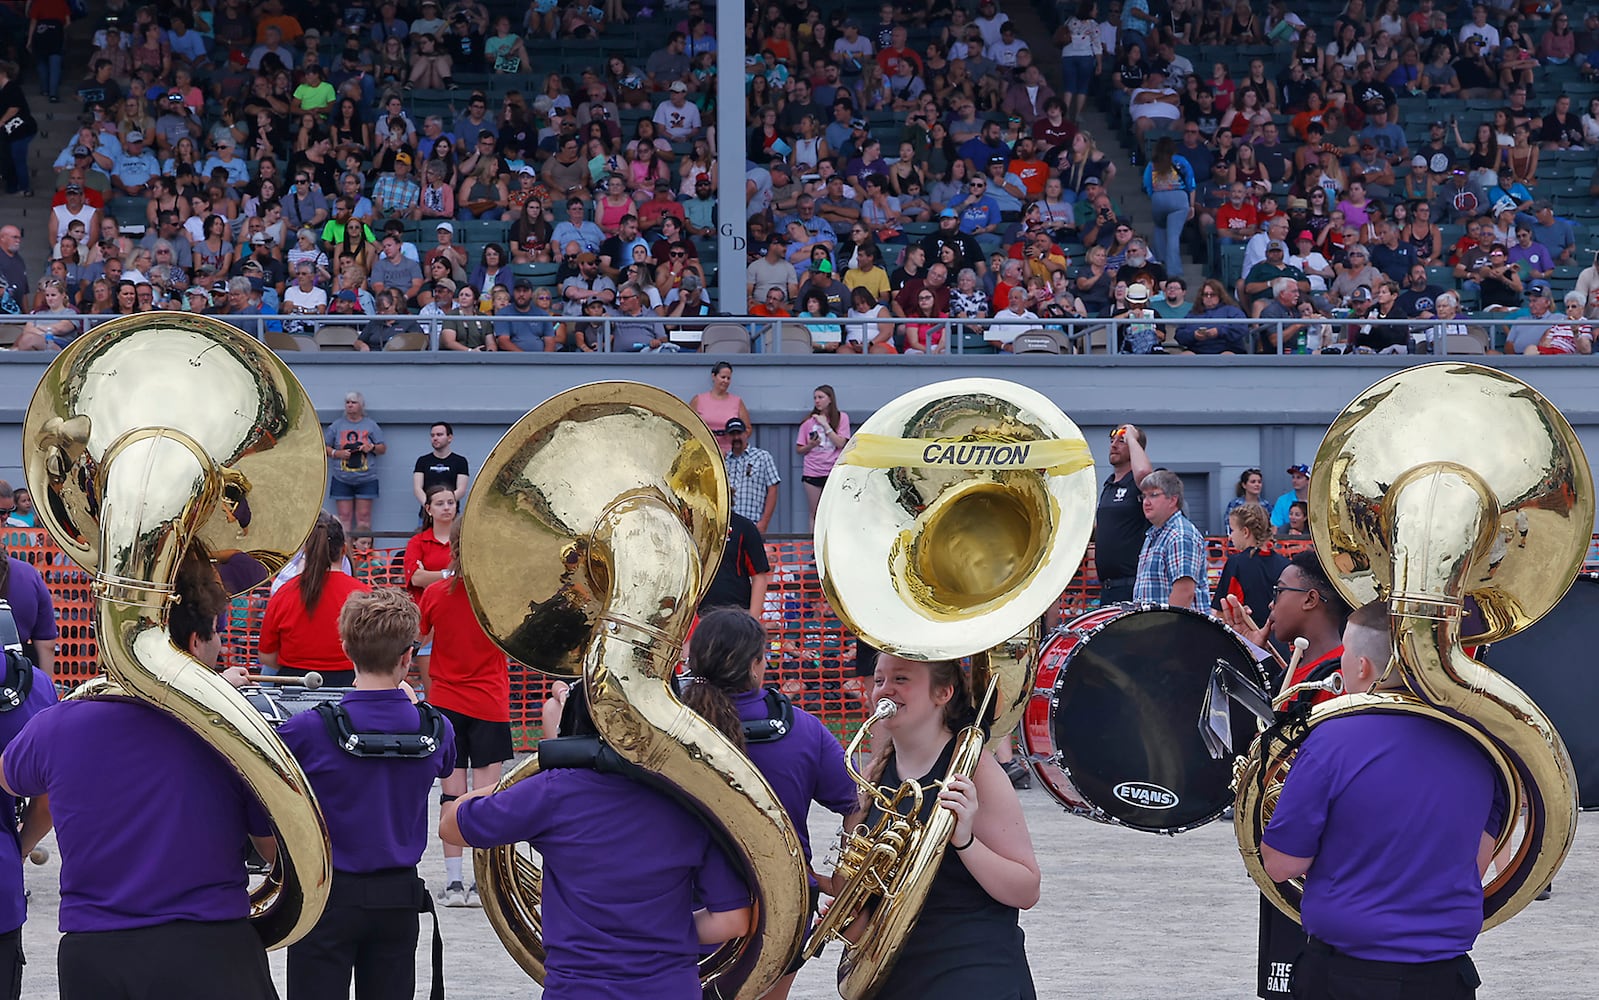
[1094,424,1154,604]
[698,513,770,617]
[412,422,470,513]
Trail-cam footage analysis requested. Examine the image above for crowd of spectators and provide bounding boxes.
[0,0,1594,356]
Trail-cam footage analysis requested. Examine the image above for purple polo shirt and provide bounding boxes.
[1264,714,1503,963]
[3,699,271,932]
[277,688,456,873]
[0,666,56,934]
[732,689,857,867]
[3,558,59,644]
[458,769,750,1000]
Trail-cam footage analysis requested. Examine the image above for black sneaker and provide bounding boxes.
[1536,883,1552,901]
[1002,759,1032,790]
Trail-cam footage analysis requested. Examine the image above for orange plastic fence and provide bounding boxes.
[14,529,1599,751]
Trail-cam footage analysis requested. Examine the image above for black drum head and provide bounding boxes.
[1050,607,1265,833]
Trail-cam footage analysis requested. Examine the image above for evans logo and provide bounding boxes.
[1113,781,1179,810]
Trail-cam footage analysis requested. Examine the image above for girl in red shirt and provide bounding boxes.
[259,513,370,685]
[403,485,456,601]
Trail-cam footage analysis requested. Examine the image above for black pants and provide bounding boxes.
[0,927,21,1000]
[287,868,423,1000]
[1292,938,1480,1000]
[59,919,276,1000]
[1099,579,1135,604]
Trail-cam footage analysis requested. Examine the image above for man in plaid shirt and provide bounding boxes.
[1133,469,1211,611]
[722,418,781,533]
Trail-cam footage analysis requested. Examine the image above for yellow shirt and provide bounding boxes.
[845,265,891,302]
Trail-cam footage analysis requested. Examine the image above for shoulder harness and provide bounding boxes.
[314,699,448,759]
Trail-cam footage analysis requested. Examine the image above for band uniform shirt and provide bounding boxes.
[1095,470,1151,581]
[418,577,511,722]
[3,699,271,932]
[1263,714,1505,963]
[258,572,372,674]
[724,445,781,525]
[277,688,456,873]
[1283,646,1345,711]
[1133,510,1211,611]
[0,558,59,649]
[456,769,750,1000]
[699,514,770,613]
[733,688,857,869]
[401,530,451,601]
[0,665,55,934]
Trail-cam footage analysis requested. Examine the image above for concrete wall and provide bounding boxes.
[1,354,1595,536]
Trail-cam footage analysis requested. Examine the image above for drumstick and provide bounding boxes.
[246,671,324,690]
[1277,637,1311,699]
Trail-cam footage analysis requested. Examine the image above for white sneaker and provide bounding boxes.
[439,881,469,907]
[464,883,482,908]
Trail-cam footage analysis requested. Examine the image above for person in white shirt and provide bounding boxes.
[984,22,1029,68]
[651,82,702,141]
[988,286,1039,350]
[1129,68,1181,139]
[1289,229,1334,296]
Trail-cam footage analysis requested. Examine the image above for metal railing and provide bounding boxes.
[19,312,1591,357]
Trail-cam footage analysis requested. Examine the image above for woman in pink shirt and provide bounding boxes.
[795,384,851,530]
[689,361,750,455]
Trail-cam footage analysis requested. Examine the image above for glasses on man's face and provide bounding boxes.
[1116,226,1132,233]
[1140,490,1165,500]
[1273,584,1314,599]
[619,292,638,300]
[670,251,686,258]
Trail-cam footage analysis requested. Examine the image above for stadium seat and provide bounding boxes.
[1445,333,1486,355]
[1013,329,1072,354]
[779,325,816,354]
[314,325,362,350]
[699,324,751,353]
[265,330,313,352]
[383,332,430,351]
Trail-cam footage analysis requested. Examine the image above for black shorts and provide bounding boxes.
[437,706,514,769]
[801,475,829,488]
[0,927,21,1000]
[58,919,274,1000]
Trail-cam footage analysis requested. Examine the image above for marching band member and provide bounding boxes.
[277,588,455,1000]
[847,654,1041,1000]
[0,588,58,998]
[0,548,277,999]
[1219,545,1351,999]
[259,513,371,686]
[680,608,858,1000]
[439,682,754,1000]
[1261,601,1503,1000]
[417,531,511,908]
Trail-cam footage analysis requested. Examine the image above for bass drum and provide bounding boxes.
[1478,574,1599,809]
[1032,604,1270,833]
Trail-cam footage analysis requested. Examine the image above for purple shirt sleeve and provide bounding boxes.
[1261,736,1334,861]
[457,774,549,849]
[810,715,862,817]
[693,835,752,914]
[1,707,49,798]
[17,562,57,641]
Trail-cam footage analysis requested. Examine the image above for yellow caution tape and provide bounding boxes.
[839,433,1092,475]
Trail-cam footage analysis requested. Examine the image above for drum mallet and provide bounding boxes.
[245,671,324,690]
[1276,637,1311,698]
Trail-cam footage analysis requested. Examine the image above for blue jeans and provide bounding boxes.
[1060,55,1095,96]
[1149,189,1190,275]
[3,134,32,194]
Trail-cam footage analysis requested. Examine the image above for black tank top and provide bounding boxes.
[864,739,1035,1000]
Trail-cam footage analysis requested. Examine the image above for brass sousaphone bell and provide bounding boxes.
[1234,363,1588,930]
[23,313,333,947]
[458,382,809,1000]
[807,378,1097,1000]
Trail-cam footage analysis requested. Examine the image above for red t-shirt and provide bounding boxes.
[1285,645,1344,709]
[258,572,371,674]
[418,579,510,722]
[1217,203,1260,234]
[402,530,452,600]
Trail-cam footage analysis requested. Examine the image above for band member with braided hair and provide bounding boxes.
[278,588,455,1000]
[842,654,1040,1000]
[681,607,857,1000]
[439,682,754,1000]
[0,545,277,1000]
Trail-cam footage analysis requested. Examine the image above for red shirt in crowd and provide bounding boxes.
[258,572,371,674]
[402,529,452,601]
[419,578,511,723]
[1217,202,1260,236]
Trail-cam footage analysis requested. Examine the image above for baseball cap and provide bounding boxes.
[513,278,533,290]
[395,152,412,164]
[1287,463,1310,476]
[816,259,833,274]
[669,81,688,93]
[940,207,958,218]
[1267,240,1287,253]
[1296,230,1313,241]
[988,154,1007,166]
[243,256,265,268]
[1126,282,1149,303]
[185,285,209,298]
[335,289,359,302]
[433,278,457,294]
[436,221,453,233]
[64,183,82,193]
[1083,176,1102,186]
[576,251,598,264]
[72,146,90,157]
[249,232,269,244]
[126,130,145,143]
[723,417,748,433]
[1349,285,1372,301]
[1411,154,1427,168]
[850,118,867,130]
[1529,279,1552,297]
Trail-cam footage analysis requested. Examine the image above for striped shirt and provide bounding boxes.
[725,445,781,525]
[1134,511,1211,611]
